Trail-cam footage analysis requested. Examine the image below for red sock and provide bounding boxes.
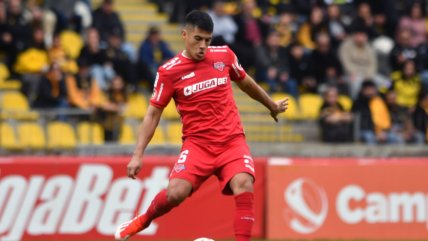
[138,189,177,228]
[234,192,255,241]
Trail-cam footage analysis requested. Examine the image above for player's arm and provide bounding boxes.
[236,74,288,122]
[127,105,163,179]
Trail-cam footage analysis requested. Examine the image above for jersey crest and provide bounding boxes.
[214,62,225,71]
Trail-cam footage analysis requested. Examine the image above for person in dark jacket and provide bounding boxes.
[255,30,297,96]
[319,86,353,143]
[92,0,125,42]
[137,26,174,87]
[33,63,68,109]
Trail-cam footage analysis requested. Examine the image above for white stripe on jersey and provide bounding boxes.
[156,83,164,102]
[232,63,241,78]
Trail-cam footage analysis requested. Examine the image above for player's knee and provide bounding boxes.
[230,173,254,195]
[167,181,192,205]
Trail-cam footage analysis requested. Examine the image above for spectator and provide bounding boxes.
[43,0,78,30]
[351,2,378,39]
[390,28,418,71]
[33,63,68,109]
[6,0,31,55]
[105,32,137,89]
[48,34,78,74]
[397,1,426,48]
[274,12,298,48]
[0,2,14,67]
[208,0,238,46]
[416,42,428,88]
[92,0,125,43]
[78,28,115,91]
[413,89,428,143]
[352,80,403,144]
[339,21,377,98]
[137,26,174,87]
[290,0,325,18]
[390,60,421,109]
[65,59,102,110]
[255,30,297,96]
[97,75,127,141]
[319,86,353,143]
[232,0,269,69]
[297,6,328,50]
[310,32,342,90]
[326,4,346,48]
[385,89,425,144]
[288,42,312,93]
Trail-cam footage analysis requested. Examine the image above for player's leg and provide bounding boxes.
[216,136,256,241]
[114,179,192,241]
[115,140,211,241]
[139,178,193,226]
[230,173,255,241]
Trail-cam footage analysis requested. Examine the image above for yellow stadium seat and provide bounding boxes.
[166,122,182,144]
[60,30,83,59]
[17,122,46,150]
[119,123,135,145]
[47,121,77,149]
[299,94,323,120]
[0,122,21,150]
[0,92,39,120]
[338,95,353,111]
[271,92,300,120]
[77,122,104,145]
[151,127,166,145]
[122,93,148,119]
[162,101,180,120]
[0,79,22,91]
[0,62,10,80]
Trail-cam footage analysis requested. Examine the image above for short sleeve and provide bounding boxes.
[150,69,174,108]
[228,47,247,81]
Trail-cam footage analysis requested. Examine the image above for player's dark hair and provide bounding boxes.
[185,10,213,33]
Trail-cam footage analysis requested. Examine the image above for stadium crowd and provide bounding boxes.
[0,0,427,145]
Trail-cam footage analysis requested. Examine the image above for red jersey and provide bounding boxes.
[150,46,247,143]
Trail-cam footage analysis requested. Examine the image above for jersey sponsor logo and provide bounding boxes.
[213,62,225,71]
[181,72,195,80]
[183,77,228,96]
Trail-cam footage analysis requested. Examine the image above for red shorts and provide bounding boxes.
[169,134,255,195]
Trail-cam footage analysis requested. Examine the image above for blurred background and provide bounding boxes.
[1,1,428,241]
[0,0,427,156]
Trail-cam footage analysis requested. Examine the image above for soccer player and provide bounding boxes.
[115,10,288,241]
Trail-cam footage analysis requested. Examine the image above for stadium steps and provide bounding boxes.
[92,0,182,52]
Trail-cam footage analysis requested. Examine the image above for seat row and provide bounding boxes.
[0,121,184,151]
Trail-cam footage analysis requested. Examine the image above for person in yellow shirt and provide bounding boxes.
[65,59,102,110]
[297,6,328,50]
[390,60,421,109]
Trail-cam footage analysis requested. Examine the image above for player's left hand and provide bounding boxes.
[270,98,288,122]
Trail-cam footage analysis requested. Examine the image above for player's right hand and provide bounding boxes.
[127,156,142,179]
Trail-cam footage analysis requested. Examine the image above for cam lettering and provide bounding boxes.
[337,185,428,225]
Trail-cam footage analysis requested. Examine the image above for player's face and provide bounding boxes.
[182,26,212,61]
